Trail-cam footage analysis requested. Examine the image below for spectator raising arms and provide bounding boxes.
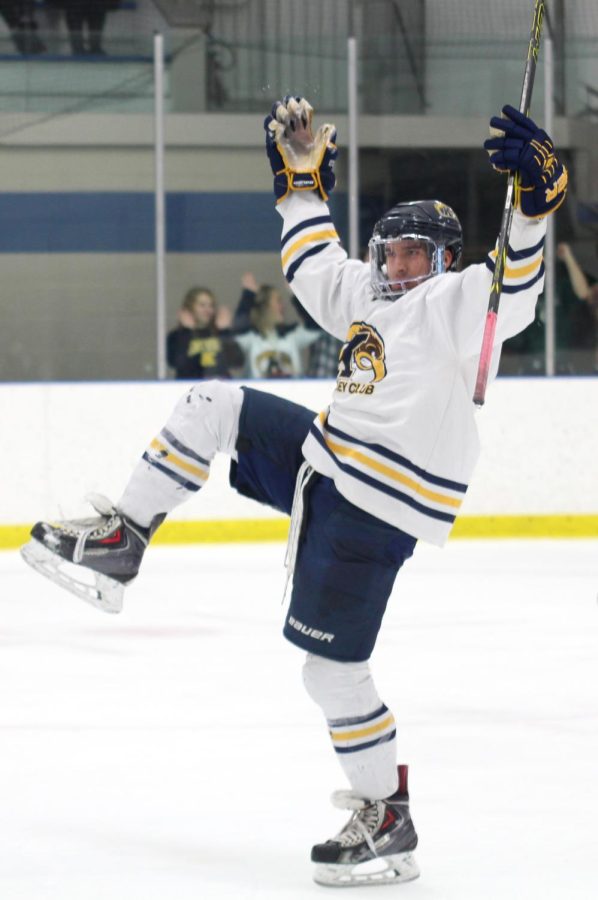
[232,271,260,332]
[234,284,320,378]
[167,286,243,380]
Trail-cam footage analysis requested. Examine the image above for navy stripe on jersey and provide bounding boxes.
[507,234,545,261]
[309,425,457,524]
[286,242,330,284]
[323,418,468,493]
[484,259,545,293]
[281,215,334,250]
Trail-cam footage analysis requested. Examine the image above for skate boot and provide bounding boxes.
[20,494,164,614]
[311,764,419,887]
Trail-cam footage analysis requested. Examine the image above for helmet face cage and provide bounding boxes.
[369,233,446,300]
[369,200,463,301]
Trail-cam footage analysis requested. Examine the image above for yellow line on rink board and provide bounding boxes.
[449,515,598,539]
[0,525,32,549]
[2,515,598,551]
[151,519,290,544]
[0,520,291,550]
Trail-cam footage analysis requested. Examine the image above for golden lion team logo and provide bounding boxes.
[337,322,387,395]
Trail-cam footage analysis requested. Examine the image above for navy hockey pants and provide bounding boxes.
[229,387,417,663]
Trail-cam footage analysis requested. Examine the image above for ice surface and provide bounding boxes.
[1,539,597,899]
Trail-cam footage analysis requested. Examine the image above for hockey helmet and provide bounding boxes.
[369,200,463,300]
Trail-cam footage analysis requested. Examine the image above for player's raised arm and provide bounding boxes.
[472,104,568,393]
[443,105,567,359]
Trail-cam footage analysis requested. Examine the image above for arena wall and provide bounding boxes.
[1,377,597,549]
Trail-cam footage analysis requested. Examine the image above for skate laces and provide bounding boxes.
[331,791,385,854]
[70,494,120,564]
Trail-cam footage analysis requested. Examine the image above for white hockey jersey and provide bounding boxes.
[278,193,546,546]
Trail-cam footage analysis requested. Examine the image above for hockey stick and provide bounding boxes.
[472,0,545,407]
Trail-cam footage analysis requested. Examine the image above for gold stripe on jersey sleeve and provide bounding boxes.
[281,229,339,268]
[489,251,543,279]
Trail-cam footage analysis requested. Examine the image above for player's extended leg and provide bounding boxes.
[21,383,316,614]
[21,381,245,613]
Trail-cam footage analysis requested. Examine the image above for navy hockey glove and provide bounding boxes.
[484,104,568,218]
[264,96,337,204]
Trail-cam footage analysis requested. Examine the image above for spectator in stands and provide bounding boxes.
[234,283,320,378]
[235,273,340,378]
[167,286,243,381]
[0,0,45,54]
[232,271,260,333]
[54,0,119,56]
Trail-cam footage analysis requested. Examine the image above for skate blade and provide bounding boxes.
[313,851,420,888]
[20,538,124,614]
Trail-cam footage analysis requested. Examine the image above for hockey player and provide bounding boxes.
[21,98,567,887]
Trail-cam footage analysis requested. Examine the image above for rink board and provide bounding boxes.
[1,377,598,547]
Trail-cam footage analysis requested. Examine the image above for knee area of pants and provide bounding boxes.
[302,653,378,716]
[172,381,242,426]
[177,381,234,412]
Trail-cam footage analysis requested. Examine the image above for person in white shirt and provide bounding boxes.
[22,97,567,888]
[234,284,319,378]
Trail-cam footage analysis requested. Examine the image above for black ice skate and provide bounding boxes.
[311,764,420,887]
[20,494,164,614]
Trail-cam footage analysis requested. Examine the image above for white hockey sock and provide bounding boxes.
[303,653,398,800]
[118,381,244,527]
